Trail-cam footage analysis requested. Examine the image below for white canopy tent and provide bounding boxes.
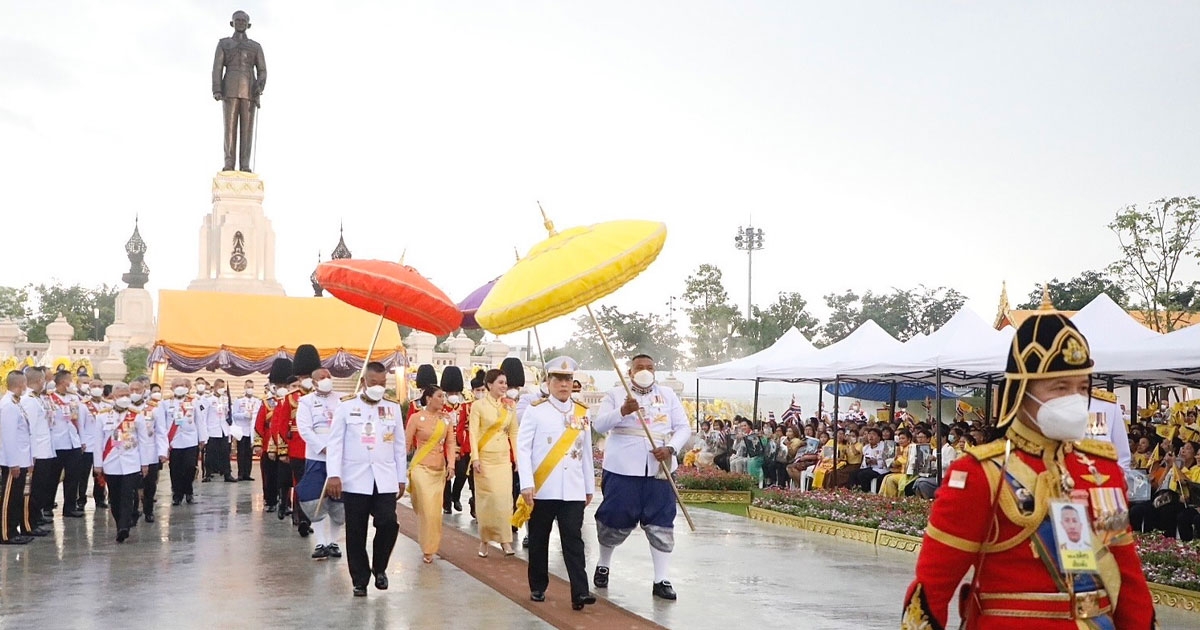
[837,309,1010,385]
[696,327,816,380]
[757,319,903,382]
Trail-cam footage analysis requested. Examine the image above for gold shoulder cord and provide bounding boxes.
[961,439,1014,629]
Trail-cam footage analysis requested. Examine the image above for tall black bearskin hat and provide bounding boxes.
[268,358,294,386]
[500,357,525,388]
[293,344,322,377]
[415,364,438,390]
[995,305,1093,430]
[469,371,485,390]
[440,366,465,394]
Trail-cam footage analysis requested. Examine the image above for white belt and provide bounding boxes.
[612,427,670,443]
[314,427,330,435]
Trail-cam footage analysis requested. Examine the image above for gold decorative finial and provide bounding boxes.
[1039,282,1055,311]
[514,246,521,262]
[399,248,407,266]
[538,201,557,236]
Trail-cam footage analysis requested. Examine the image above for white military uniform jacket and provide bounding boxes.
[296,391,340,463]
[0,392,33,468]
[327,395,407,495]
[231,394,261,441]
[22,392,54,460]
[517,396,595,501]
[154,395,208,449]
[1088,392,1132,471]
[198,393,230,439]
[92,406,157,475]
[595,384,692,477]
[135,402,169,460]
[45,390,83,450]
[79,398,112,455]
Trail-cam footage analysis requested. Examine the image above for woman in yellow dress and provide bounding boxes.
[880,429,913,497]
[405,385,456,564]
[468,368,518,557]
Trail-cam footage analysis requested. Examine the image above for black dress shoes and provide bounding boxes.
[265,504,276,513]
[593,566,609,588]
[326,543,342,558]
[116,529,130,543]
[352,586,367,597]
[23,528,49,537]
[185,495,194,504]
[572,593,596,610]
[96,501,109,509]
[144,513,155,523]
[374,572,388,590]
[652,581,677,600]
[452,500,462,512]
[298,522,312,537]
[171,498,182,506]
[0,536,32,545]
[63,511,84,518]
[530,591,545,602]
[224,476,238,483]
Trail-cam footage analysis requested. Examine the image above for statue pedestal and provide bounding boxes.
[187,171,285,295]
[111,288,156,348]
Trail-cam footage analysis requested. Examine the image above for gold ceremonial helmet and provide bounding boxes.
[995,293,1094,429]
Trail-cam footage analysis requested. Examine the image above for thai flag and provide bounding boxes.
[780,395,804,426]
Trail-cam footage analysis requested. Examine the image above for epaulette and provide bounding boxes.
[531,398,548,407]
[1075,439,1117,460]
[340,394,356,402]
[383,395,400,404]
[573,399,589,410]
[1091,388,1117,403]
[966,439,1006,462]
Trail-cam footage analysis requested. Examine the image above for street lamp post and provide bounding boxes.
[733,224,764,319]
[93,307,101,341]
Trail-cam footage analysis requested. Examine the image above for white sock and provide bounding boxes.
[650,547,670,583]
[329,520,342,546]
[598,544,614,568]
[314,518,330,547]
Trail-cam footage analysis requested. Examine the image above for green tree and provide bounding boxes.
[24,283,118,343]
[0,286,30,321]
[739,291,821,353]
[820,286,965,344]
[551,306,686,370]
[911,286,967,338]
[1018,271,1128,310]
[123,346,150,382]
[1108,197,1200,332]
[820,290,863,346]
[682,264,742,364]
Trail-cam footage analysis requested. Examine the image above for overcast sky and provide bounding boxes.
[3,1,1197,351]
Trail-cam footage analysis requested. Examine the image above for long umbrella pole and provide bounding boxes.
[585,304,695,532]
[514,247,550,379]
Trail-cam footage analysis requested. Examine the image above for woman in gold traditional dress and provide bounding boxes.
[405,385,456,564]
[879,429,913,497]
[468,368,518,557]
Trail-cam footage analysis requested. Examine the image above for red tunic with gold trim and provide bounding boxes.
[253,397,274,450]
[902,421,1156,629]
[280,389,306,461]
[266,394,293,459]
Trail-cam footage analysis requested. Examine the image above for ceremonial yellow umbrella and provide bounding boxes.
[476,206,695,530]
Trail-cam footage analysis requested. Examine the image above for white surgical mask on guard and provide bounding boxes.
[150,392,162,401]
[174,386,190,398]
[506,388,519,400]
[301,378,314,391]
[114,396,131,409]
[195,384,207,394]
[365,385,386,402]
[275,387,288,398]
[447,394,463,405]
[131,392,144,403]
[316,378,334,394]
[632,370,655,389]
[1024,392,1090,442]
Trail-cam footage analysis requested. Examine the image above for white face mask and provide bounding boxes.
[131,392,145,403]
[174,386,190,398]
[316,378,334,393]
[195,384,207,394]
[91,386,104,398]
[446,394,463,405]
[364,385,386,402]
[67,384,78,395]
[505,388,519,400]
[150,392,162,401]
[632,369,655,389]
[301,378,314,391]
[1025,392,1090,441]
[114,396,131,409]
[245,388,255,397]
[275,387,288,398]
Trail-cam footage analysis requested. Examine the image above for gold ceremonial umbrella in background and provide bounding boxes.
[476,205,694,531]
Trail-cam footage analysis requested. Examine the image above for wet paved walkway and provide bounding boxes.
[1,478,1193,629]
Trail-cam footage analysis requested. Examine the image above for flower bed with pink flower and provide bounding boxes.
[752,489,1200,591]
[674,468,757,492]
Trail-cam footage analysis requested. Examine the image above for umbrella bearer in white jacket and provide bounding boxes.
[92,383,156,543]
[592,353,691,601]
[516,356,597,611]
[296,367,345,561]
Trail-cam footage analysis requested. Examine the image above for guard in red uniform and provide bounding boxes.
[902,308,1156,629]
[408,365,439,421]
[439,367,468,514]
[282,344,320,536]
[258,358,292,513]
[450,371,483,518]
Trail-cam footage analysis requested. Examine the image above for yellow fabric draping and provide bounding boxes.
[154,290,405,359]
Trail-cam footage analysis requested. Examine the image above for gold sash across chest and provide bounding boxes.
[408,416,447,474]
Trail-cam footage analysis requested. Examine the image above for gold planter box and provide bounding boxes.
[679,489,752,504]
[748,506,807,529]
[804,516,879,545]
[876,529,923,554]
[1149,582,1200,615]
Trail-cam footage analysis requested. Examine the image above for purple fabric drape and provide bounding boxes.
[148,345,406,378]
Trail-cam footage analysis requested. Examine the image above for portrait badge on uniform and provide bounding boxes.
[361,421,376,447]
[948,470,968,489]
[1050,500,1098,573]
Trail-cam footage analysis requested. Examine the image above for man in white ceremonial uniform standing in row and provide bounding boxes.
[78,380,110,511]
[155,378,207,506]
[92,383,156,543]
[46,370,87,518]
[22,367,56,530]
[296,367,345,560]
[1,371,35,545]
[232,379,261,481]
[517,356,597,611]
[326,362,406,598]
[593,353,691,601]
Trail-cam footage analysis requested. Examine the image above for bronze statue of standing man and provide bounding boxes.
[212,11,267,172]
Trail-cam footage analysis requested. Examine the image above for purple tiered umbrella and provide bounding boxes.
[457,278,498,330]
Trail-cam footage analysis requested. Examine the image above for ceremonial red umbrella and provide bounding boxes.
[317,258,462,336]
